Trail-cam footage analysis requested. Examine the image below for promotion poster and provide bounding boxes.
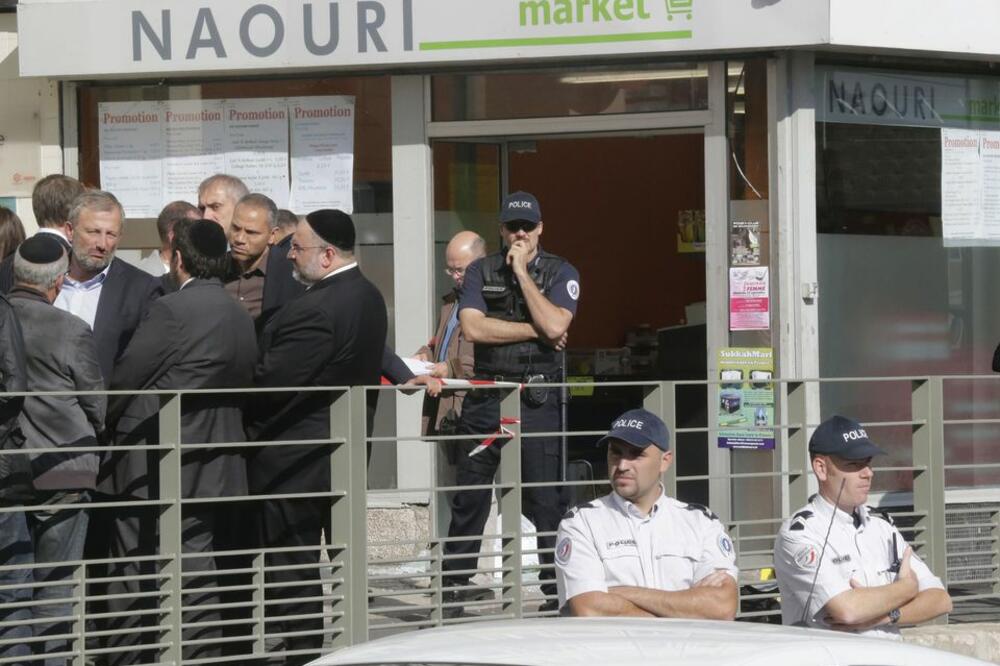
[717,347,775,450]
[729,266,770,331]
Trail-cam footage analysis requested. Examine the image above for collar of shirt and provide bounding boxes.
[610,484,668,521]
[179,277,196,290]
[319,261,358,282]
[62,262,112,290]
[237,246,269,278]
[37,227,70,243]
[811,492,867,529]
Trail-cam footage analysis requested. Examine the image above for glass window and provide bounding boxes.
[431,63,708,122]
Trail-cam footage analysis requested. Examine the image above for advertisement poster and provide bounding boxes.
[289,96,356,213]
[162,100,226,204]
[941,128,1000,244]
[730,219,760,266]
[98,101,164,218]
[676,209,706,253]
[729,266,770,331]
[717,347,775,450]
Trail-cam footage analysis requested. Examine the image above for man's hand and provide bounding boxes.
[403,375,443,397]
[506,240,532,276]
[429,362,449,379]
[554,332,568,351]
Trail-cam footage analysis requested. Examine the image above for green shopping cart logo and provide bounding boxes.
[665,0,693,21]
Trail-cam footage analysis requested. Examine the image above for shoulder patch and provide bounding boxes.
[869,507,895,525]
[561,501,599,521]
[793,510,814,521]
[790,522,805,531]
[685,503,720,522]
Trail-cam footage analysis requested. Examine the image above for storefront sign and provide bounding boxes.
[18,0,828,78]
[940,128,1000,245]
[717,347,774,451]
[818,66,1000,130]
[728,266,769,331]
[99,95,355,217]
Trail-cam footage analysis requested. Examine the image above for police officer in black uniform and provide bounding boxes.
[443,191,580,615]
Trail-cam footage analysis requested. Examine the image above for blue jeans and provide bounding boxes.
[28,491,89,665]
[0,507,33,661]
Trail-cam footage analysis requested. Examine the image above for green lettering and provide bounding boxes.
[553,0,573,24]
[576,0,589,23]
[592,0,612,20]
[613,0,633,20]
[635,0,651,19]
[519,0,551,26]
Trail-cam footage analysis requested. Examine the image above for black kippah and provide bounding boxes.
[18,235,65,264]
[305,209,355,250]
[188,220,228,258]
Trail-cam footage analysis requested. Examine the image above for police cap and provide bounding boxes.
[809,415,886,460]
[597,408,670,452]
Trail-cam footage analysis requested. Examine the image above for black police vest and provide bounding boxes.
[475,249,566,378]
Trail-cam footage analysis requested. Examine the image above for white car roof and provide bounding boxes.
[310,618,989,666]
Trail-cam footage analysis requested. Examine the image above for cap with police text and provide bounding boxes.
[808,415,886,460]
[597,408,670,452]
[499,191,541,224]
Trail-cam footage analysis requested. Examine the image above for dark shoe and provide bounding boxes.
[442,586,494,618]
[537,598,559,613]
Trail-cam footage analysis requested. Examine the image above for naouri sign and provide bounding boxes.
[17,0,827,78]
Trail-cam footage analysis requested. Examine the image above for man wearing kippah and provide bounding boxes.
[7,234,106,658]
[100,219,257,662]
[555,408,738,618]
[248,209,387,659]
[774,415,952,637]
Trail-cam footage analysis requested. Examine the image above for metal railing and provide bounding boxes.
[0,376,998,663]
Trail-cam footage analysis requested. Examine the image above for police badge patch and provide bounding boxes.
[794,546,818,568]
[556,537,572,565]
[567,280,580,301]
[717,534,734,558]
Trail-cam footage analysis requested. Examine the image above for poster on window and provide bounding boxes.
[941,128,1000,244]
[729,266,770,331]
[99,96,356,217]
[717,347,775,450]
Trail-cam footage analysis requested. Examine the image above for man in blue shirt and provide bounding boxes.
[443,191,580,616]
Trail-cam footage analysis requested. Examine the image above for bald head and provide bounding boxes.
[445,230,486,289]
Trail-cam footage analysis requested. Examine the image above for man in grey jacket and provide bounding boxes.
[9,234,106,661]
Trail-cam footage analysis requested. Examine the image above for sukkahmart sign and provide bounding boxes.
[17,0,827,78]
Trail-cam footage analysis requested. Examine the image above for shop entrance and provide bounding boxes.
[432,131,710,503]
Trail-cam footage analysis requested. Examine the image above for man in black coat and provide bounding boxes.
[248,209,387,661]
[100,220,257,663]
[53,191,161,384]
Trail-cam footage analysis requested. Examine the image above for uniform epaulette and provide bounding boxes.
[684,502,720,522]
[561,501,598,521]
[789,509,813,531]
[868,506,894,525]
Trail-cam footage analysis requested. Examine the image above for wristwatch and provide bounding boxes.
[888,608,901,625]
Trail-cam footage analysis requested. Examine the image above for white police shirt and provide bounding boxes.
[555,488,737,609]
[774,494,944,639]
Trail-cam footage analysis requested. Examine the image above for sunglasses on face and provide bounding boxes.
[502,220,539,234]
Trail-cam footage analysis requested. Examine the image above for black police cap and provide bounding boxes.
[809,415,886,460]
[306,209,355,250]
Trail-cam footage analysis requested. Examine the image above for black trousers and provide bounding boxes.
[443,388,563,595]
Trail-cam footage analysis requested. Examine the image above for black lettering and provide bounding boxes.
[403,0,413,51]
[871,83,888,116]
[915,86,927,119]
[828,79,847,113]
[186,8,227,59]
[851,81,866,115]
[132,10,171,62]
[895,85,909,116]
[304,2,340,55]
[239,4,285,57]
[357,1,387,53]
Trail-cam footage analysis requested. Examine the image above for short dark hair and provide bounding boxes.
[156,201,199,245]
[32,174,87,228]
[277,209,299,232]
[235,193,278,229]
[0,207,26,260]
[171,218,229,280]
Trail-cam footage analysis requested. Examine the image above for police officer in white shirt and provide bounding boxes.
[774,415,952,637]
[555,408,738,618]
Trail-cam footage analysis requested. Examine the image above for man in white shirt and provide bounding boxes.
[773,415,952,637]
[555,408,738,619]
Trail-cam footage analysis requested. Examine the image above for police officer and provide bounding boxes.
[555,409,738,618]
[774,415,952,637]
[442,191,579,615]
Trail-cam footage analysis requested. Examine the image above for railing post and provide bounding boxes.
[786,381,810,512]
[644,381,676,498]
[911,378,947,594]
[329,386,368,648]
[157,392,183,663]
[497,386,523,617]
[992,509,1000,598]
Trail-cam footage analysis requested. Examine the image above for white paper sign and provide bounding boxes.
[98,101,164,218]
[941,129,982,242]
[161,100,226,204]
[223,99,290,208]
[289,96,355,213]
[729,266,770,332]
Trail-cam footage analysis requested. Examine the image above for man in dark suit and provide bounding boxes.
[54,191,161,384]
[248,209,387,661]
[0,174,84,293]
[100,219,257,663]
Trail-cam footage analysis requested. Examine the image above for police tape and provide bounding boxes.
[467,417,521,457]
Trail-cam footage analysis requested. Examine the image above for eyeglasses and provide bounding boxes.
[502,220,539,234]
[289,243,326,255]
[444,267,466,278]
